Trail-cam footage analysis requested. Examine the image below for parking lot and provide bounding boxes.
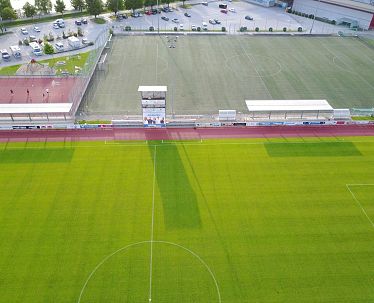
[0,17,107,67]
[113,1,303,33]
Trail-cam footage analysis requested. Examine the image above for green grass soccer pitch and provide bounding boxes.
[1,137,374,302]
[82,35,374,115]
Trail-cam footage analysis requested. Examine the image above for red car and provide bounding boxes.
[220,9,227,14]
[145,10,152,15]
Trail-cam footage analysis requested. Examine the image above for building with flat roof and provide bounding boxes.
[292,0,374,29]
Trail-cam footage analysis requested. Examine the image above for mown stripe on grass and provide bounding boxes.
[150,143,201,230]
[0,148,74,163]
[264,141,362,157]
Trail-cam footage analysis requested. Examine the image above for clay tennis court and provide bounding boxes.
[0,77,80,104]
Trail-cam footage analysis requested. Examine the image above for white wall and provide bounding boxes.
[292,0,373,29]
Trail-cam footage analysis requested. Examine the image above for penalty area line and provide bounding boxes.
[346,184,374,229]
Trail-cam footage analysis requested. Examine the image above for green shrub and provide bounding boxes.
[23,38,29,46]
[298,27,303,32]
[331,20,336,25]
[125,26,131,31]
[174,26,177,31]
[286,8,292,13]
[221,26,226,32]
[197,26,201,31]
[269,27,273,32]
[44,42,54,54]
[149,26,154,31]
[255,27,259,32]
[283,27,287,32]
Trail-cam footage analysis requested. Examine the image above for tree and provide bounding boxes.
[43,42,54,54]
[106,0,124,15]
[23,2,37,18]
[71,0,85,11]
[0,0,12,12]
[86,0,103,18]
[126,0,142,12]
[35,0,52,14]
[1,7,17,20]
[162,0,171,8]
[144,0,156,9]
[54,0,66,15]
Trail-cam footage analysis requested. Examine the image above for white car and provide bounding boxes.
[179,24,184,30]
[172,18,179,23]
[21,28,28,35]
[82,37,90,44]
[53,23,60,29]
[55,42,64,51]
[29,35,37,42]
[229,8,236,12]
[33,26,40,32]
[191,24,197,31]
[1,49,11,61]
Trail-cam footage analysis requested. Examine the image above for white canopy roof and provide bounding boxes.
[0,103,72,114]
[245,100,333,112]
[138,86,167,92]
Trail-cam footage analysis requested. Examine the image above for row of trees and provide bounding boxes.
[1,0,175,21]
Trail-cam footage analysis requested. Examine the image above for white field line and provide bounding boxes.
[2,139,374,150]
[346,184,374,229]
[161,138,203,144]
[77,240,221,303]
[149,146,157,302]
[104,140,148,145]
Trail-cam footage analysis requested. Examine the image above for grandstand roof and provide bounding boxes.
[245,100,333,112]
[138,86,168,92]
[0,103,72,114]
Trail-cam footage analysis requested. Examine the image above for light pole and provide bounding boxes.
[310,0,321,34]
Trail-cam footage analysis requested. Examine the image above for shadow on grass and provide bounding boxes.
[148,142,201,230]
[0,148,74,163]
[265,142,362,157]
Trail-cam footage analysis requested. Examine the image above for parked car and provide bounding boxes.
[82,37,90,44]
[220,9,227,14]
[214,18,221,24]
[161,16,169,21]
[10,45,22,58]
[172,18,179,23]
[202,1,208,5]
[202,22,208,30]
[29,35,37,42]
[29,42,42,56]
[151,8,160,14]
[191,24,197,31]
[228,8,236,12]
[55,42,64,51]
[53,23,60,29]
[245,15,253,20]
[184,12,191,17]
[209,19,216,24]
[145,10,152,15]
[75,20,82,25]
[33,26,40,32]
[21,28,28,35]
[56,18,65,28]
[179,23,184,30]
[1,49,11,61]
[82,18,88,24]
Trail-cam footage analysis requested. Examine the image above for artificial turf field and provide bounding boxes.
[1,136,374,302]
[83,35,374,115]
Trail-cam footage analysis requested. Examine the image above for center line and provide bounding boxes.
[149,145,157,302]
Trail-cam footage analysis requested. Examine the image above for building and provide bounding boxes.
[292,0,374,29]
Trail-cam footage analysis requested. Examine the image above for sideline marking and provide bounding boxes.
[149,146,157,302]
[346,184,374,228]
[77,240,221,303]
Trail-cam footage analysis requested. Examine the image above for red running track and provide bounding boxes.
[0,125,373,143]
[0,77,79,104]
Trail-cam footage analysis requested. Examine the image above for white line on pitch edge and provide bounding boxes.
[346,184,374,229]
[149,146,157,302]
